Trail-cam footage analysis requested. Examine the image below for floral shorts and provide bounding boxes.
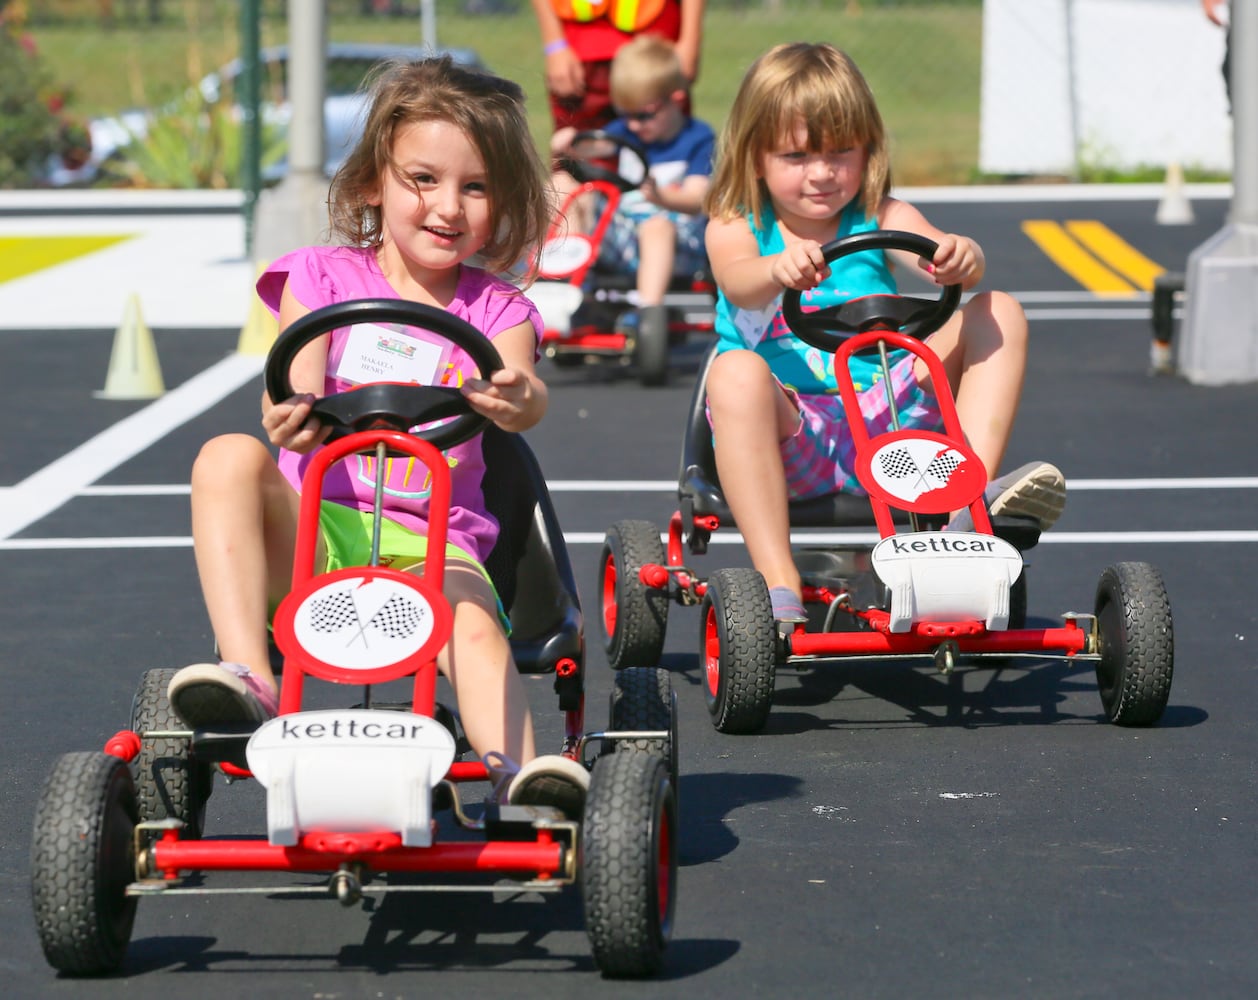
[705,352,944,500]
[780,353,944,499]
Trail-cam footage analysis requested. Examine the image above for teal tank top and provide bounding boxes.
[713,201,898,394]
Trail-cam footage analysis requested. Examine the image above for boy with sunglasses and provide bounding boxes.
[551,34,714,351]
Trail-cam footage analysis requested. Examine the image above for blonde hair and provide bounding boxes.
[705,43,890,227]
[328,56,553,279]
[609,34,687,109]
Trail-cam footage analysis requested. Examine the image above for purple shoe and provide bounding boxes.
[167,662,278,728]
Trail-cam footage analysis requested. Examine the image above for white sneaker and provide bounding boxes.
[508,754,590,820]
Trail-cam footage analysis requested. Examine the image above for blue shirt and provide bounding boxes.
[603,116,714,224]
[714,201,898,394]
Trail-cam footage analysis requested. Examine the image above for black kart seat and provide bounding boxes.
[679,345,898,529]
[480,427,584,682]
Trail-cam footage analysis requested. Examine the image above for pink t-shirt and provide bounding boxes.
[257,245,543,564]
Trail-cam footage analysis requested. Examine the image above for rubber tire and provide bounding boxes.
[700,568,777,734]
[30,752,138,976]
[634,306,670,387]
[1094,561,1174,726]
[582,751,676,978]
[609,666,678,790]
[599,520,669,671]
[130,668,213,838]
[550,351,585,369]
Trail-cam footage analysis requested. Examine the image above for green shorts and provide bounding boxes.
[317,501,509,633]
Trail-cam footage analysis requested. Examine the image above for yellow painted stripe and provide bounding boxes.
[1065,220,1165,291]
[0,234,134,284]
[1021,220,1135,294]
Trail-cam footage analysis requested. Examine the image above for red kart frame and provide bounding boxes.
[598,231,1173,736]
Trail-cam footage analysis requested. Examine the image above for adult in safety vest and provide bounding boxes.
[529,0,705,134]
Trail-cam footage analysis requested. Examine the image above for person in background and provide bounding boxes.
[551,34,713,347]
[1202,0,1232,111]
[529,0,705,136]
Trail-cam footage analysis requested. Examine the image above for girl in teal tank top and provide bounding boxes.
[700,42,1062,622]
[713,200,897,395]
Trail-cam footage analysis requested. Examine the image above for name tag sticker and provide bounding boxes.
[335,322,447,386]
[734,296,780,348]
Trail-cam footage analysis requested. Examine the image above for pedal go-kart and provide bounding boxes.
[597,231,1174,734]
[530,130,715,386]
[30,299,678,978]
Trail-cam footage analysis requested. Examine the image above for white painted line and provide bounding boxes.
[0,353,262,541]
[74,476,1258,497]
[7,529,1258,551]
[893,182,1231,203]
[1025,309,1151,321]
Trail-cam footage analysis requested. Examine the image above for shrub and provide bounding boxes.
[0,22,71,187]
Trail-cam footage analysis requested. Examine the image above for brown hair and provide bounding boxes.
[704,43,890,227]
[328,56,553,279]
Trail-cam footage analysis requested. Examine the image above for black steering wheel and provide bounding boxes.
[264,298,503,451]
[780,230,962,353]
[558,129,649,193]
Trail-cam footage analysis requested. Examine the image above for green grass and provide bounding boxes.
[28,5,984,185]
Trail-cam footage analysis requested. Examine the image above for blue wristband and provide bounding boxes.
[544,38,569,56]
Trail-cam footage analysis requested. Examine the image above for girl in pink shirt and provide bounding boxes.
[168,57,590,816]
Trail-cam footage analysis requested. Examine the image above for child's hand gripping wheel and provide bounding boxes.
[264,298,504,451]
[780,229,962,351]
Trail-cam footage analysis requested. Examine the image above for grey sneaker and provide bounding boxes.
[949,461,1067,533]
[508,754,590,820]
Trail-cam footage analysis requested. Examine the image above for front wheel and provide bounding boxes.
[582,751,676,978]
[599,520,668,670]
[1094,561,1173,725]
[700,568,777,734]
[30,752,138,976]
[609,666,678,791]
[130,668,213,837]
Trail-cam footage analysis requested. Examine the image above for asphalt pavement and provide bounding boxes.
[3,183,1257,999]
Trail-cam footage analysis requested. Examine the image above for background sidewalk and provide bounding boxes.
[0,190,255,330]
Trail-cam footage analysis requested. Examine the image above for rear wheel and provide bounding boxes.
[31,752,138,976]
[1094,562,1173,725]
[582,751,676,978]
[609,666,678,790]
[700,568,777,734]
[633,306,670,387]
[130,667,213,837]
[599,520,668,670]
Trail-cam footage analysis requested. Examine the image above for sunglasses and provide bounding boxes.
[618,101,666,123]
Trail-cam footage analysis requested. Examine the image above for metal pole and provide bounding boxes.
[421,0,437,50]
[1175,0,1258,384]
[287,0,326,178]
[252,0,329,263]
[1231,0,1258,225]
[239,0,261,258]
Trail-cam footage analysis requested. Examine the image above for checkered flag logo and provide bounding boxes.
[924,450,962,481]
[878,447,918,481]
[310,590,360,633]
[302,583,428,650]
[872,441,967,501]
[367,593,424,640]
